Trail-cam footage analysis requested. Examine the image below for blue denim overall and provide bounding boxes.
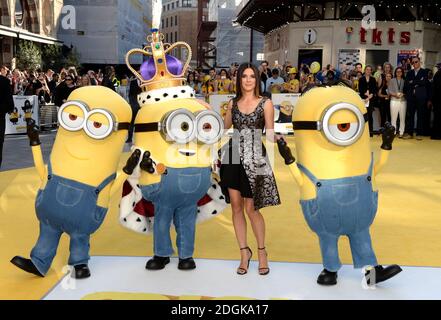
[31,161,116,275]
[140,167,211,259]
[298,156,379,272]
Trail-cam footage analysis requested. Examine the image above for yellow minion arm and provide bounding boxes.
[373,149,390,177]
[31,145,47,183]
[287,162,304,187]
[109,172,129,199]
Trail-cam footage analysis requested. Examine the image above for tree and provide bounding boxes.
[16,40,42,70]
[42,44,63,71]
[65,47,81,69]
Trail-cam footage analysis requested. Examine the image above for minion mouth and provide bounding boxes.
[179,149,196,157]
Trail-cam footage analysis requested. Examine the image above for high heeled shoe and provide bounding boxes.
[258,247,270,276]
[237,247,252,275]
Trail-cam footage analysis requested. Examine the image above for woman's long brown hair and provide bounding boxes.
[235,63,261,102]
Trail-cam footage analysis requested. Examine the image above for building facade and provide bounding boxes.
[0,0,64,67]
[162,0,206,66]
[58,0,152,66]
[237,1,441,71]
[264,20,441,71]
[209,0,264,67]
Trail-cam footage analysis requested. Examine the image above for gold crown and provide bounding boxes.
[125,30,192,92]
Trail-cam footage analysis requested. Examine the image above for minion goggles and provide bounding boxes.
[58,101,130,140]
[134,108,224,145]
[293,103,369,146]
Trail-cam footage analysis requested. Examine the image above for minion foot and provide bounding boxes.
[365,265,402,285]
[10,256,44,277]
[74,264,91,279]
[317,269,338,286]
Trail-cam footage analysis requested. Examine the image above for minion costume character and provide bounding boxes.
[22,100,33,123]
[11,86,140,279]
[121,1,226,271]
[277,84,402,286]
[276,101,294,124]
[9,108,20,125]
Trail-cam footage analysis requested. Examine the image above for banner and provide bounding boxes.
[5,96,39,135]
[397,49,420,68]
[272,93,300,135]
[209,94,235,118]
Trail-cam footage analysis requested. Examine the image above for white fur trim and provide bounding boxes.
[119,164,227,235]
[137,86,196,106]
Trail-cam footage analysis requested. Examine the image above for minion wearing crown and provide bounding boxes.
[120,0,226,271]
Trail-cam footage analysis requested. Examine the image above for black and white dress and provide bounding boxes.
[220,97,281,210]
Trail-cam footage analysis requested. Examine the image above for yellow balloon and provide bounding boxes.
[310,62,321,74]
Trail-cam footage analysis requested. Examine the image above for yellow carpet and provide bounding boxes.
[1,136,441,300]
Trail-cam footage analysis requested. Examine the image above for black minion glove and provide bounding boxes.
[277,138,296,165]
[123,149,141,175]
[381,122,396,151]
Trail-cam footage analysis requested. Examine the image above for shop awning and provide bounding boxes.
[236,0,294,34]
[0,25,18,38]
[0,25,62,45]
[236,0,440,34]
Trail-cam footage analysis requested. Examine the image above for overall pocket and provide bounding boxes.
[178,173,202,194]
[357,191,378,230]
[300,199,322,233]
[331,183,360,206]
[55,183,84,207]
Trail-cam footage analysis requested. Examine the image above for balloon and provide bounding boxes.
[310,62,321,74]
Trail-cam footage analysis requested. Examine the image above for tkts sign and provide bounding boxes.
[346,27,411,45]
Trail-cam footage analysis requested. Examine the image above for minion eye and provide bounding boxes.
[169,112,195,143]
[61,112,84,130]
[337,123,350,132]
[86,120,109,137]
[321,103,366,146]
[328,122,359,141]
[58,101,88,132]
[195,111,224,144]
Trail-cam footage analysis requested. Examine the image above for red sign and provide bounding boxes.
[358,27,410,45]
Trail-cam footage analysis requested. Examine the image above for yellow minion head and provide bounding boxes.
[51,86,132,184]
[280,101,294,116]
[293,85,371,179]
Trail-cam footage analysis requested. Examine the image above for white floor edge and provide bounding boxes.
[43,256,441,300]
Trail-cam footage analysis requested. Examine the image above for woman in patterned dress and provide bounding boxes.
[220,63,282,276]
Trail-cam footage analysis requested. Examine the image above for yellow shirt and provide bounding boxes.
[288,79,300,92]
[201,83,214,95]
[218,79,232,94]
[353,79,359,92]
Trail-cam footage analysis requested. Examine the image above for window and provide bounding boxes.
[175,16,178,25]
[166,33,169,42]
[162,19,164,28]
[256,53,265,61]
[163,5,166,11]
[176,1,179,7]
[166,17,168,28]
[167,4,170,11]
[175,31,178,42]
[15,0,24,26]
[171,3,174,10]
[170,32,173,43]
[170,17,173,27]
[182,0,192,8]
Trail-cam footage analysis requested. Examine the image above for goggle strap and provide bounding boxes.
[134,123,160,133]
[116,122,131,131]
[292,121,319,130]
[293,113,369,131]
